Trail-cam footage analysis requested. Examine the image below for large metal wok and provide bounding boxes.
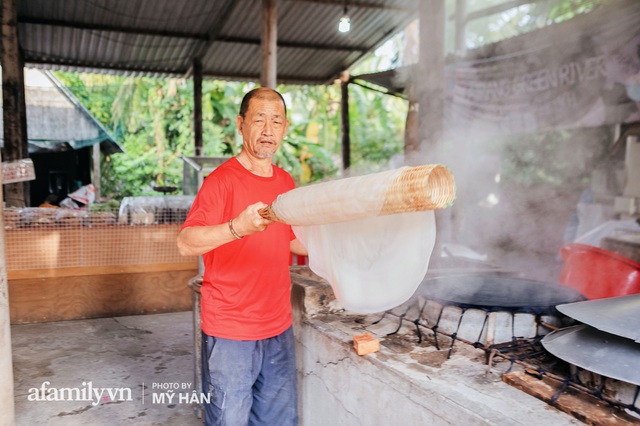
[420,275,585,314]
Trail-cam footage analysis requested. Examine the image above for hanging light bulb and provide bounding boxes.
[338,6,350,33]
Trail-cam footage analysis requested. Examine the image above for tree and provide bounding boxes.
[55,74,345,197]
[464,0,608,49]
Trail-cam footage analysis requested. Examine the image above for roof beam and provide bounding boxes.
[25,59,327,85]
[25,57,188,76]
[19,17,208,41]
[290,0,417,11]
[202,71,326,85]
[324,25,396,83]
[219,36,365,52]
[184,0,239,78]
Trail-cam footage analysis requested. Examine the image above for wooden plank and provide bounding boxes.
[7,262,197,280]
[503,370,639,426]
[8,269,197,324]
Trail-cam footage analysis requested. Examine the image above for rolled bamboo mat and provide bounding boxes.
[259,164,455,226]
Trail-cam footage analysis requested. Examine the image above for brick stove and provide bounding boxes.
[290,266,640,425]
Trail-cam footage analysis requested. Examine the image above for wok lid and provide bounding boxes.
[542,324,640,386]
[421,275,585,313]
[556,294,640,343]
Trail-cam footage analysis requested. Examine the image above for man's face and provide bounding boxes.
[236,97,289,159]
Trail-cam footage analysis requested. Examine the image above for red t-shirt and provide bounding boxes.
[181,158,295,340]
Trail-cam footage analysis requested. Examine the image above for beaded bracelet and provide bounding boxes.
[228,219,243,239]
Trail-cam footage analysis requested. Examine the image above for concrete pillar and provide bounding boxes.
[417,0,449,250]
[0,155,16,426]
[454,0,468,57]
[260,0,277,88]
[2,0,29,207]
[415,0,445,165]
[403,22,419,159]
[1,0,21,415]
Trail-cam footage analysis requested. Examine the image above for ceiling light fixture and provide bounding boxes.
[338,3,350,33]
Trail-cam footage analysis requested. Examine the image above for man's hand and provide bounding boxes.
[231,202,275,237]
[177,202,274,256]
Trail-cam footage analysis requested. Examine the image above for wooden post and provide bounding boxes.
[340,72,351,171]
[0,0,25,397]
[17,50,30,203]
[193,57,203,157]
[261,0,277,88]
[415,0,445,165]
[1,0,29,207]
[93,145,101,201]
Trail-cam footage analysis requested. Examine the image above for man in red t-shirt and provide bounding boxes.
[178,88,307,426]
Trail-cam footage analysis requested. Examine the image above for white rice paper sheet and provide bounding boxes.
[293,211,436,314]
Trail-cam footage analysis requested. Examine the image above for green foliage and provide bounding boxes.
[546,0,609,22]
[54,71,409,198]
[55,72,118,128]
[89,199,120,213]
[465,0,608,49]
[53,1,613,204]
[282,84,342,182]
[498,127,610,189]
[348,86,407,169]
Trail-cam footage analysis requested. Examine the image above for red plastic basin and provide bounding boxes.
[559,243,640,299]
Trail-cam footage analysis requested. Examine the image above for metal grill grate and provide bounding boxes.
[374,299,640,419]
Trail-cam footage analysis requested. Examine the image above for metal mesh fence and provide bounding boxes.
[5,198,196,272]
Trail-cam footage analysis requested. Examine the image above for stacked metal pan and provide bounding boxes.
[542,294,640,386]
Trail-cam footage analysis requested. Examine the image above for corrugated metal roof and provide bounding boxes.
[18,0,419,84]
[0,69,123,154]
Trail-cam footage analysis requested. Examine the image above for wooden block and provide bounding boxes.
[353,333,380,356]
[503,370,639,426]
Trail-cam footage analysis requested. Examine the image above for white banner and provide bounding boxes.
[445,1,640,137]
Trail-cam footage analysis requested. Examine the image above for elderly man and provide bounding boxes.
[178,87,307,426]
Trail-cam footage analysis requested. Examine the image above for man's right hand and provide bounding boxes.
[230,202,275,237]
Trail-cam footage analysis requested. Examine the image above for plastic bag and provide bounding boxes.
[68,184,95,205]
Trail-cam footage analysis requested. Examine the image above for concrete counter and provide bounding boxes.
[290,267,580,426]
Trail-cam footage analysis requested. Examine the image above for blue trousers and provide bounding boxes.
[201,326,298,426]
